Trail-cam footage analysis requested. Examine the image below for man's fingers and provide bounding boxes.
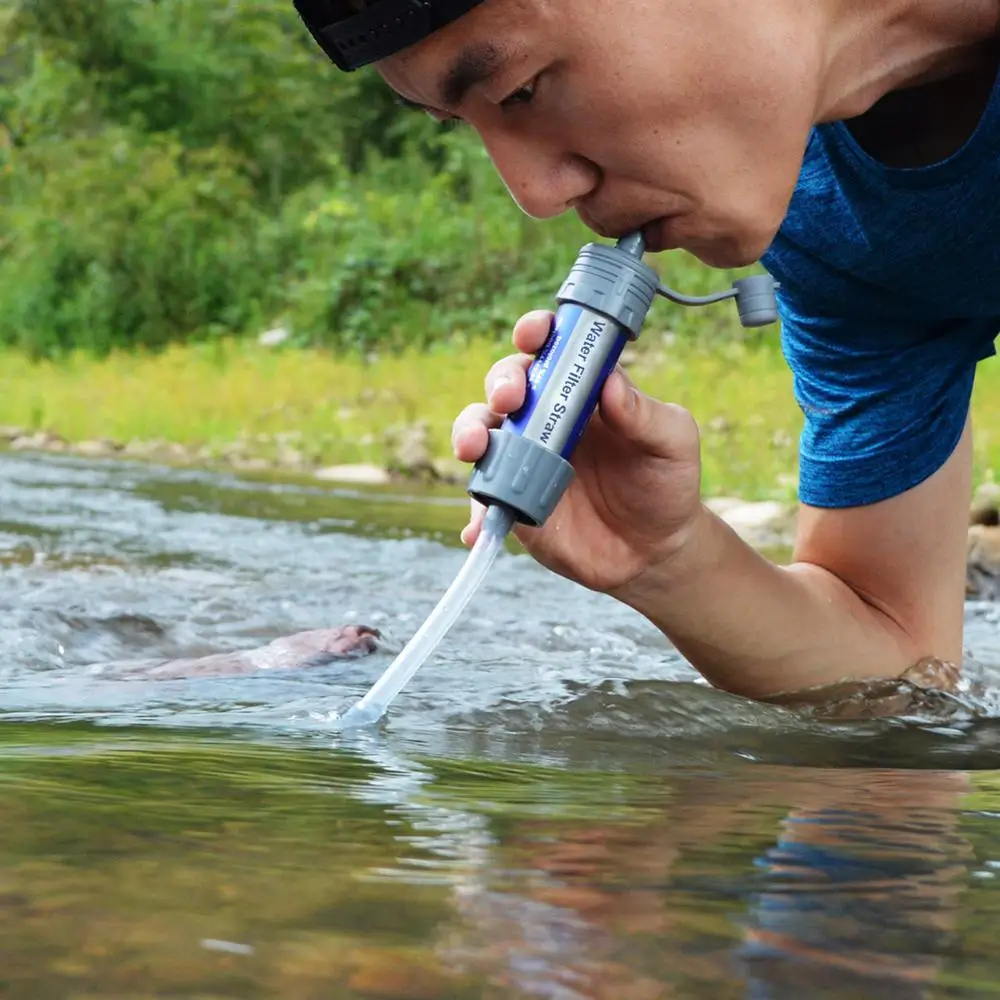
[485,353,533,414]
[461,500,486,547]
[451,403,503,462]
[454,310,553,547]
[512,310,555,354]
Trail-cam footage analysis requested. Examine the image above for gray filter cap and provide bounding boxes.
[468,429,577,528]
[732,275,780,327]
[556,241,660,339]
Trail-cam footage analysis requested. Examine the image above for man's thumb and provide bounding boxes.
[599,367,696,460]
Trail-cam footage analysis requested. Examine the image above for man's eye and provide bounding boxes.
[500,80,537,111]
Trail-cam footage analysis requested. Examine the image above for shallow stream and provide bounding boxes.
[5,451,1000,998]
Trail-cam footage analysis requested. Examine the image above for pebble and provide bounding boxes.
[314,464,391,485]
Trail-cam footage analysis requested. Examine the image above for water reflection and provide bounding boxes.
[0,724,995,999]
[397,760,975,1000]
[736,771,970,1000]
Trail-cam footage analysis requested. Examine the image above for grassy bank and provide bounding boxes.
[2,337,1000,502]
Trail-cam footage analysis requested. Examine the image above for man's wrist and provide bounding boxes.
[609,502,727,620]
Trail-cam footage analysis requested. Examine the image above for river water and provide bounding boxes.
[5,450,1000,998]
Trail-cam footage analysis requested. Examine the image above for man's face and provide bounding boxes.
[377,0,820,268]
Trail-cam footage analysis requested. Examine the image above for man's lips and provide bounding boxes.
[575,210,686,253]
[639,216,683,254]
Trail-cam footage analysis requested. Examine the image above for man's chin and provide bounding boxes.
[662,230,774,270]
[690,242,766,270]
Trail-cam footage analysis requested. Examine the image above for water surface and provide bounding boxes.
[4,451,1000,998]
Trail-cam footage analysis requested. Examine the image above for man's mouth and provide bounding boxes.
[581,215,678,253]
[575,210,685,254]
[638,217,682,254]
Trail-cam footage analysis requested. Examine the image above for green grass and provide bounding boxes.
[2,336,999,502]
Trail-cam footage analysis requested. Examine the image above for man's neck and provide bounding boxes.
[816,0,1000,123]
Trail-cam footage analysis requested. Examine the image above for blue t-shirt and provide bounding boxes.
[761,70,1000,508]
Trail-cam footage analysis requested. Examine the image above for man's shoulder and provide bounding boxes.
[763,108,1000,322]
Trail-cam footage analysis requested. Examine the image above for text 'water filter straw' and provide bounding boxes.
[332,231,779,729]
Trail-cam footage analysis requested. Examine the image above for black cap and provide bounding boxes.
[294,0,486,71]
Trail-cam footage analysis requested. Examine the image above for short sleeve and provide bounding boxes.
[776,287,997,509]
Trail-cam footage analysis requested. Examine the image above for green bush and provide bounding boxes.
[0,129,283,355]
[278,132,593,352]
[0,0,750,358]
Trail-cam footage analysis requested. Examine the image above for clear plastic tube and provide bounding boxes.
[334,504,516,729]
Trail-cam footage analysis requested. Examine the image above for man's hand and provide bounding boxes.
[452,312,970,700]
[452,309,705,594]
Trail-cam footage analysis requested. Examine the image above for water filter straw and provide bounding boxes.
[466,232,660,527]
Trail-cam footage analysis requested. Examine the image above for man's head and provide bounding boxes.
[298,0,827,268]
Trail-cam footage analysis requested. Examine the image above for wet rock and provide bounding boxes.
[705,497,796,549]
[431,456,468,485]
[314,464,390,485]
[275,446,306,469]
[967,524,1000,600]
[155,442,192,463]
[10,431,67,453]
[216,441,250,462]
[122,438,164,458]
[971,483,1000,526]
[121,439,190,463]
[73,438,122,457]
[385,421,435,478]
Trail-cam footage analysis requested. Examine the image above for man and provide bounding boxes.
[294,0,1000,699]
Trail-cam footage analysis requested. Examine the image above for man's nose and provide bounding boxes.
[480,129,599,221]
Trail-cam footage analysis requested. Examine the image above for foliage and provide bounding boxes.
[0,0,742,357]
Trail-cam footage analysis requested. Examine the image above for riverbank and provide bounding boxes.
[3,334,1000,503]
[0,335,804,495]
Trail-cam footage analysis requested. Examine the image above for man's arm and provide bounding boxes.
[612,417,972,699]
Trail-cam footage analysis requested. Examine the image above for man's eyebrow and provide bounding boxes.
[439,41,506,109]
[390,42,510,115]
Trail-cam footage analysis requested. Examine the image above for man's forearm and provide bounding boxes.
[611,504,958,699]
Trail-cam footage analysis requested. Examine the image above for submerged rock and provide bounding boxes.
[95,624,381,680]
[763,657,970,720]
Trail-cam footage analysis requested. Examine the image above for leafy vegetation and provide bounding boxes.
[0,0,751,359]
